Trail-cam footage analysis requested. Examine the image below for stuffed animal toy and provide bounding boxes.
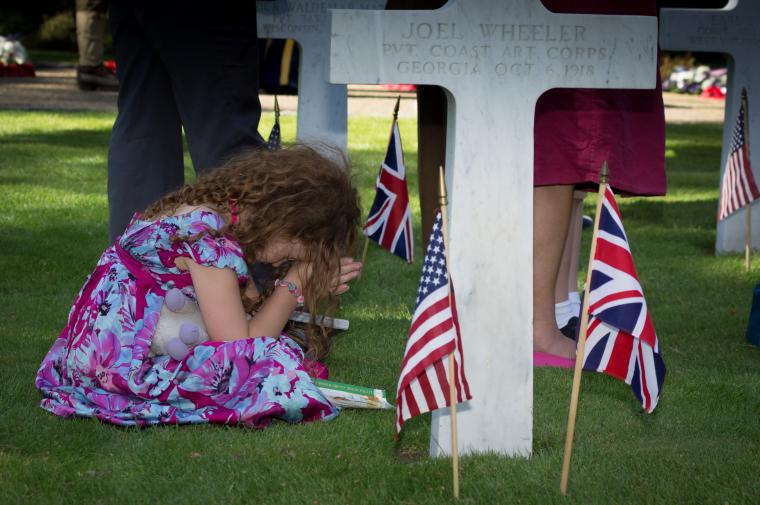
[150,288,209,360]
[150,287,351,363]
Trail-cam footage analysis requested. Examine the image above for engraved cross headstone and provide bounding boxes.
[257,0,386,152]
[660,1,760,253]
[331,0,657,457]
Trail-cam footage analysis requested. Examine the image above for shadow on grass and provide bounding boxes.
[0,136,414,201]
[0,128,112,149]
[619,196,714,221]
[666,143,722,166]
[665,122,723,148]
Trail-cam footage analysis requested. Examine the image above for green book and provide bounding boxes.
[314,379,393,410]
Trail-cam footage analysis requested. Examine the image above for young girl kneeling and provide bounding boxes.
[35,146,363,428]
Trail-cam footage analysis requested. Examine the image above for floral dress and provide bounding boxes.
[35,210,338,427]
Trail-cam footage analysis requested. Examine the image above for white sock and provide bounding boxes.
[568,291,581,318]
[555,300,574,328]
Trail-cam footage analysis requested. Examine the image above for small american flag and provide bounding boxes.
[268,96,282,151]
[396,210,471,433]
[267,121,281,151]
[582,186,666,413]
[718,91,758,220]
[363,120,414,263]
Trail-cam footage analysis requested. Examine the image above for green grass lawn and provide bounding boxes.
[1,111,759,504]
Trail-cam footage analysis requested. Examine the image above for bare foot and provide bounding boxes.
[534,323,577,359]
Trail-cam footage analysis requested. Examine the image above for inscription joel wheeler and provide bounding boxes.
[386,21,615,81]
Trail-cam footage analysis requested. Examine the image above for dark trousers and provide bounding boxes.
[108,1,264,241]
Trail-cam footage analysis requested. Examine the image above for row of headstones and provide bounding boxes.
[259,0,758,457]
[260,0,757,255]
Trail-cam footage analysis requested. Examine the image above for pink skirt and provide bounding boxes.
[533,0,666,196]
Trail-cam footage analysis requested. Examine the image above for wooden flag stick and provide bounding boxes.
[746,206,751,272]
[385,95,402,141]
[386,95,402,154]
[743,89,752,272]
[560,161,609,496]
[358,236,370,280]
[439,165,460,499]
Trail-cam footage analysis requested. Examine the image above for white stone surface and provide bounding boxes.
[257,0,385,152]
[661,0,760,254]
[331,0,657,458]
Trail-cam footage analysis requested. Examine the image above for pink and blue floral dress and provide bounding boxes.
[35,210,338,427]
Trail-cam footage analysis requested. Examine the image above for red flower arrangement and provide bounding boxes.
[0,62,35,78]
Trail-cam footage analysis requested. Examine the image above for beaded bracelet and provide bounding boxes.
[274,279,305,307]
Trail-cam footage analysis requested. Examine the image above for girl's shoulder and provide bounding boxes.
[127,206,228,234]
[172,205,221,219]
[122,206,248,280]
[122,206,235,252]
[170,205,230,234]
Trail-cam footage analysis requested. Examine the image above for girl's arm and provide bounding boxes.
[176,257,248,341]
[176,257,299,341]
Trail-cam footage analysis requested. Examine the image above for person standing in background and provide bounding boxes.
[389,0,666,363]
[107,1,265,243]
[75,0,119,91]
[532,0,666,361]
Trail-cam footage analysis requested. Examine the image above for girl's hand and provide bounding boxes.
[283,257,362,296]
[333,257,362,295]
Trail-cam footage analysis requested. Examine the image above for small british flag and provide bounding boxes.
[363,119,414,263]
[582,185,666,413]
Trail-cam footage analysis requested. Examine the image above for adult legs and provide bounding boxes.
[565,193,585,311]
[76,0,119,91]
[554,212,575,330]
[75,0,106,67]
[139,3,265,175]
[555,211,574,303]
[534,185,577,358]
[107,1,184,242]
[554,191,585,328]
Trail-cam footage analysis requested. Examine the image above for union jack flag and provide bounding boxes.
[396,210,471,433]
[582,186,666,413]
[718,91,758,220]
[363,120,414,263]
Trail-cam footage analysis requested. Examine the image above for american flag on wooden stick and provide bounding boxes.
[718,90,758,220]
[582,186,666,413]
[396,210,471,434]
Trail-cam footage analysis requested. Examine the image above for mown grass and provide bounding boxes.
[1,110,759,504]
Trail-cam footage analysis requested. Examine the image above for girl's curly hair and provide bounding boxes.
[142,144,361,360]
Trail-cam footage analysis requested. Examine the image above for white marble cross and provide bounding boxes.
[661,1,760,254]
[256,0,385,152]
[331,0,657,457]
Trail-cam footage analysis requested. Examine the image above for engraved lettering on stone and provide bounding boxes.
[385,20,608,78]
